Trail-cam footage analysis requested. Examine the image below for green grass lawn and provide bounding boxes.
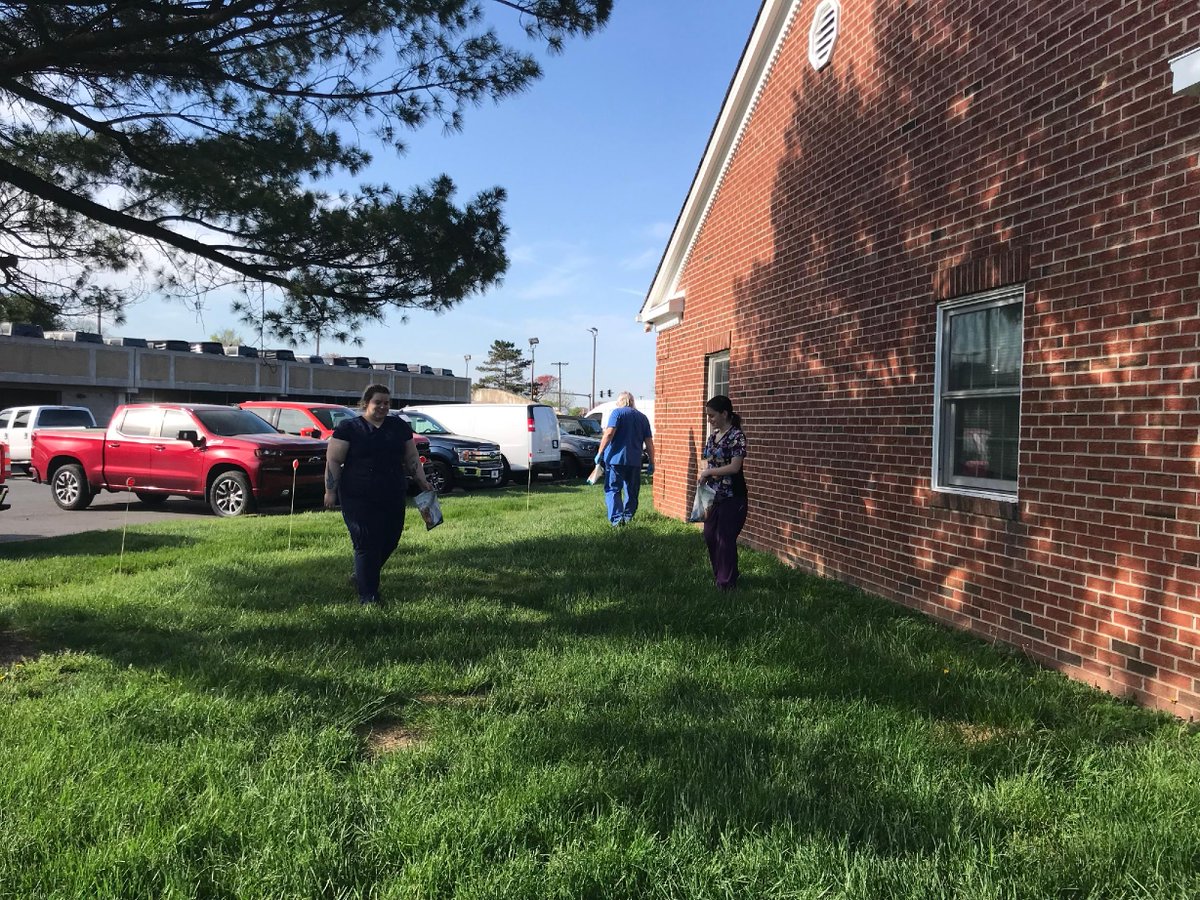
[1,485,1198,899]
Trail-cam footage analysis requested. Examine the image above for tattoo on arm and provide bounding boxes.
[404,439,422,476]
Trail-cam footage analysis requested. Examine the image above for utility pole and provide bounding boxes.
[587,327,598,410]
[463,354,472,383]
[551,361,568,410]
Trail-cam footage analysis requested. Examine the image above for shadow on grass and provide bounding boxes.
[1,503,1175,868]
[8,517,1155,729]
[0,531,201,561]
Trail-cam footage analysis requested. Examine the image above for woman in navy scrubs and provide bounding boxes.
[323,384,432,604]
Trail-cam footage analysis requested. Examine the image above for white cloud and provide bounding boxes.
[510,243,594,301]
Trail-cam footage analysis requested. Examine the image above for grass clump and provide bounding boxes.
[0,484,1197,899]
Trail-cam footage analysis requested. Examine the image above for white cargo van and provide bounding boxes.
[405,403,561,484]
[587,398,655,431]
[0,405,97,469]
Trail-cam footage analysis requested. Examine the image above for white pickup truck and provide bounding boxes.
[0,405,98,470]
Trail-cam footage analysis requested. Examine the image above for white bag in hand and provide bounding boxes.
[414,490,443,530]
[688,483,716,523]
[586,462,605,485]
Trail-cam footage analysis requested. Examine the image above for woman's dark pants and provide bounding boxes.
[703,496,747,589]
[341,495,405,602]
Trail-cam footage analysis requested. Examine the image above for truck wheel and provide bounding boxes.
[560,454,581,478]
[51,463,94,510]
[210,470,255,517]
[499,457,511,487]
[426,461,453,495]
[135,492,169,507]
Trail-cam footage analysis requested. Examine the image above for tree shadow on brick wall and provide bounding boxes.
[714,0,1200,708]
[727,0,1016,599]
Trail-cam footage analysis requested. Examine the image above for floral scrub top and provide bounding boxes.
[703,426,748,500]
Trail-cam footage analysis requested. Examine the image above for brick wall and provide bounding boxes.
[653,0,1200,716]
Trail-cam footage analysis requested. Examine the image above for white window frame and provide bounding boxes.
[706,351,730,400]
[932,286,1024,499]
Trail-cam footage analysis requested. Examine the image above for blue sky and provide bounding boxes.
[127,1,762,406]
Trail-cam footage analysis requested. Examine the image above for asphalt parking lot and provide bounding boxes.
[0,474,276,544]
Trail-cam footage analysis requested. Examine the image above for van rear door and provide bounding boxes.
[528,404,560,466]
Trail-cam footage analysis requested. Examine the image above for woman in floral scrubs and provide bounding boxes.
[697,395,747,590]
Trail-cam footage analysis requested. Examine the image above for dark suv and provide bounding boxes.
[556,414,602,478]
[392,408,503,494]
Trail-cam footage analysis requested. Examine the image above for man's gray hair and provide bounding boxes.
[616,391,635,408]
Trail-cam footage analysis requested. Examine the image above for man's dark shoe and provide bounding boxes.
[360,594,385,606]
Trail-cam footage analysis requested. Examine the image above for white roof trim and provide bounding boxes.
[1170,46,1200,96]
[638,0,802,325]
[641,294,685,333]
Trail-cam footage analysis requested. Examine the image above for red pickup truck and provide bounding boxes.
[30,403,327,517]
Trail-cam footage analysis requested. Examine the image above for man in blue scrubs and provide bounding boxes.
[595,391,655,526]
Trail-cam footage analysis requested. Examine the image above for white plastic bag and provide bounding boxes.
[688,482,716,523]
[414,490,443,530]
[585,462,605,485]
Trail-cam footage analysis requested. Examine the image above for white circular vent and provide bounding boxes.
[808,0,841,71]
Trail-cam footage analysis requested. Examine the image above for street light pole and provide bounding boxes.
[463,354,472,384]
[528,337,539,399]
[587,327,598,410]
[550,361,568,410]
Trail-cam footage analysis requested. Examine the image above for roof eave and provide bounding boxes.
[638,0,801,326]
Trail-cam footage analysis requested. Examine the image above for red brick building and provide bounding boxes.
[640,0,1200,716]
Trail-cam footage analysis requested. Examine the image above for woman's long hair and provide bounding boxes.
[705,394,741,429]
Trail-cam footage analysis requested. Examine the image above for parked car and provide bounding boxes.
[558,414,603,438]
[29,404,327,517]
[0,322,44,338]
[0,405,98,471]
[587,398,655,432]
[238,400,358,440]
[392,408,503,494]
[404,403,561,485]
[44,330,102,343]
[556,414,602,478]
[0,442,10,511]
[240,400,433,494]
[584,403,654,471]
